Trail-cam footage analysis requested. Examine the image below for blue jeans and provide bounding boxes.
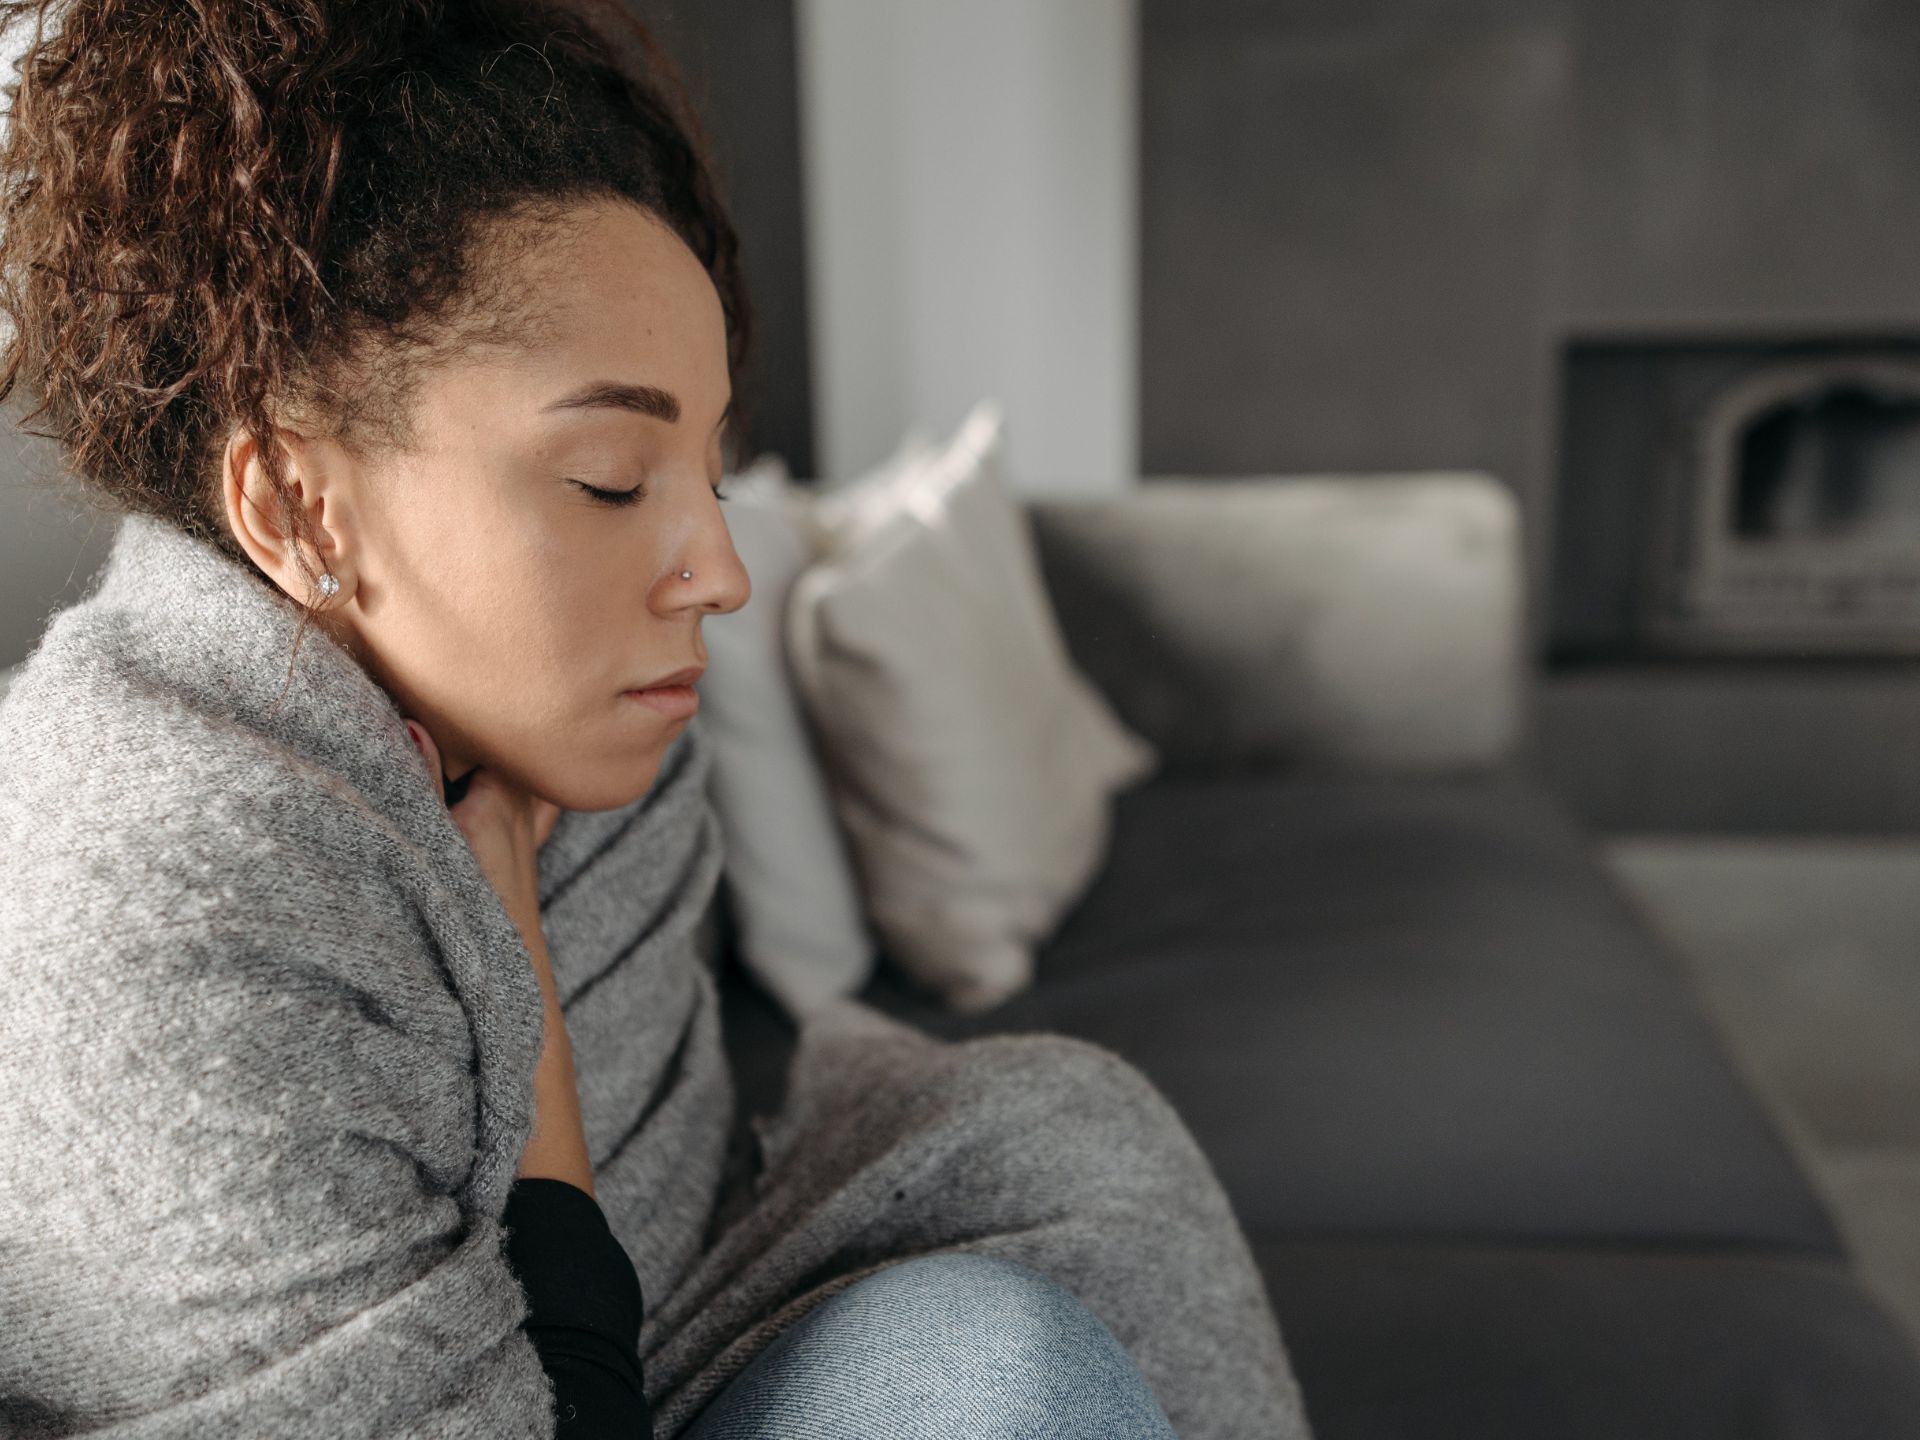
[682,1253,1179,1439]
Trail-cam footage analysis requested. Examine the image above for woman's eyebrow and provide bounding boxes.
[541,381,734,431]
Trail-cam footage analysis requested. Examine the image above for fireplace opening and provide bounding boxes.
[1551,338,1920,660]
[1675,356,1920,650]
[1735,380,1920,545]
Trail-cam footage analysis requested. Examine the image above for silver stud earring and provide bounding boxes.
[680,569,693,580]
[316,572,340,600]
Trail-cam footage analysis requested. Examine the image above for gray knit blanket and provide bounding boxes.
[0,512,1308,1439]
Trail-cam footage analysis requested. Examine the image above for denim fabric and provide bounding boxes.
[682,1254,1178,1439]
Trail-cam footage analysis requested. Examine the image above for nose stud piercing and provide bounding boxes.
[681,570,692,580]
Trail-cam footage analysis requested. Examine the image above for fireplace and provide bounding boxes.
[1552,337,1920,660]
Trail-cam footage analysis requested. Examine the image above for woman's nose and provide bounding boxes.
[678,507,752,617]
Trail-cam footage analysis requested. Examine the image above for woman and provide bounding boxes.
[0,1,1311,1436]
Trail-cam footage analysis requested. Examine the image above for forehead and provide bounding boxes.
[515,201,729,386]
[398,199,731,440]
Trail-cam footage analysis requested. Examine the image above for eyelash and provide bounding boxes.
[571,480,733,508]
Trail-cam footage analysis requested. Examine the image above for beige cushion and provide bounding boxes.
[785,400,1159,1011]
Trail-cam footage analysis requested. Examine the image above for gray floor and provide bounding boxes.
[1605,838,1920,1351]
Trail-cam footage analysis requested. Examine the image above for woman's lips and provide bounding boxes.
[622,683,699,720]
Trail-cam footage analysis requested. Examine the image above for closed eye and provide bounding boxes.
[569,479,732,507]
[571,479,646,507]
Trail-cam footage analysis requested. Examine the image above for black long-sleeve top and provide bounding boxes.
[500,1177,652,1437]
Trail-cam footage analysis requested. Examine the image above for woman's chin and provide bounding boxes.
[542,754,665,815]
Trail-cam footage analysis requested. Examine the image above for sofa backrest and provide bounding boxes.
[1025,472,1526,776]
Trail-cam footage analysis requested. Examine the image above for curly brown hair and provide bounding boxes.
[0,0,753,673]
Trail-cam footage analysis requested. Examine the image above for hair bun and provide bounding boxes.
[0,0,748,527]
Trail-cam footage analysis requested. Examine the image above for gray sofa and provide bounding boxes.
[713,473,1920,1438]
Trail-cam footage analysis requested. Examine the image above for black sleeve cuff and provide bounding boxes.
[502,1177,644,1346]
[502,1176,650,1434]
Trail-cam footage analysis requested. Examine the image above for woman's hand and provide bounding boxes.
[402,718,561,951]
[404,716,593,1193]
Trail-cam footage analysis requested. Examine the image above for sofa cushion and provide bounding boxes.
[1028,474,1524,776]
[856,767,1840,1251]
[785,400,1159,1013]
[1255,1238,1920,1440]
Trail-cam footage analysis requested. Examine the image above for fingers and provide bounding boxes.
[401,716,561,843]
[403,719,442,791]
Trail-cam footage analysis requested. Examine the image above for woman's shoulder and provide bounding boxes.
[0,636,437,1003]
[0,656,478,1123]
[0,582,529,1081]
[5,648,393,868]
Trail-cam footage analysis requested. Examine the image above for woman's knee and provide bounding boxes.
[824,1253,1125,1382]
[685,1253,1175,1439]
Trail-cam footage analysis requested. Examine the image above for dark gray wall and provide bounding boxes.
[1141,0,1920,643]
[1141,0,1573,638]
[1141,0,1920,832]
[630,0,815,478]
[1560,0,1920,328]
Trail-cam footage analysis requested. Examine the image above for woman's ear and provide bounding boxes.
[219,424,356,610]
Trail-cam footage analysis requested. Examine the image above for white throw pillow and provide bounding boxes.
[784,400,1160,1012]
[697,452,876,1016]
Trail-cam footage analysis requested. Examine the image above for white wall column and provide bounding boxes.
[796,0,1138,497]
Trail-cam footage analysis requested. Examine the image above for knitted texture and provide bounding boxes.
[0,513,1310,1439]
